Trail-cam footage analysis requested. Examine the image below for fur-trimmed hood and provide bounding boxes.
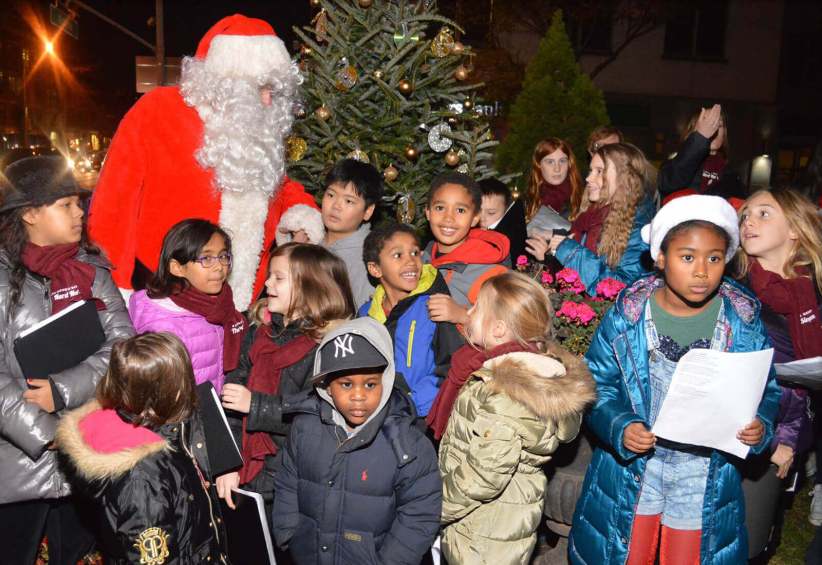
[56,401,169,483]
[475,341,596,422]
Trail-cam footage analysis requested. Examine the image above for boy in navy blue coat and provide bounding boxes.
[359,223,463,422]
[272,318,441,565]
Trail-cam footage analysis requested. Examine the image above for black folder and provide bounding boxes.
[195,382,244,477]
[13,300,105,379]
[219,488,276,565]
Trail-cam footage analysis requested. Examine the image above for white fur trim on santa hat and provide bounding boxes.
[205,34,291,79]
[641,194,740,263]
[275,204,325,246]
[220,190,270,311]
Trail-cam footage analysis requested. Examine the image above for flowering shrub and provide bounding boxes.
[514,256,625,356]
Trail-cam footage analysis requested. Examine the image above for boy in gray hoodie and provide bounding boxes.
[320,159,384,309]
[273,318,441,564]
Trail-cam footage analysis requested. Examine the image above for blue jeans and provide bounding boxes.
[635,301,717,530]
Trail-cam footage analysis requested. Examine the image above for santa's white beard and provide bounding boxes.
[180,57,299,196]
[179,57,301,310]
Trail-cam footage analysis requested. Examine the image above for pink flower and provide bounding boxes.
[557,300,580,320]
[540,271,554,285]
[556,268,579,284]
[556,268,585,294]
[595,278,627,300]
[557,300,597,326]
[575,302,597,325]
[516,255,529,267]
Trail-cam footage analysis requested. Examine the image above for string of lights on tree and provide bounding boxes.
[286,0,512,226]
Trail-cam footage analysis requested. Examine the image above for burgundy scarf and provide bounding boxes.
[21,243,105,314]
[749,260,822,359]
[426,340,539,439]
[570,204,611,253]
[539,177,573,213]
[239,325,316,484]
[170,285,248,372]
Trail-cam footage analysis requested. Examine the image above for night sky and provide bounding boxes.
[26,0,312,131]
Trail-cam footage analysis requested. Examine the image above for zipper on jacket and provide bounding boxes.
[406,320,416,367]
[181,422,221,547]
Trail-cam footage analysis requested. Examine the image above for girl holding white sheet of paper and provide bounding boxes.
[568,195,781,565]
[738,188,822,520]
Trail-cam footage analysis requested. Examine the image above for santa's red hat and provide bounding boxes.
[195,14,291,79]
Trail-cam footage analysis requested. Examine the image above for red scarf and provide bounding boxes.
[700,154,726,193]
[426,340,539,439]
[239,325,316,484]
[749,260,822,359]
[570,204,610,253]
[21,243,105,314]
[539,178,573,213]
[170,285,248,372]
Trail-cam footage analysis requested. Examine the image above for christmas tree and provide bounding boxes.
[286,0,506,227]
[495,10,609,182]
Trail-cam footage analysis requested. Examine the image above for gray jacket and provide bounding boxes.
[0,250,135,504]
[323,223,373,310]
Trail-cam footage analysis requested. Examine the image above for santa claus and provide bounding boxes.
[89,14,323,311]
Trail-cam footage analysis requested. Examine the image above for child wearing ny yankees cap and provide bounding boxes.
[272,317,441,565]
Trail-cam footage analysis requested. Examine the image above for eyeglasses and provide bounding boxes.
[193,253,232,268]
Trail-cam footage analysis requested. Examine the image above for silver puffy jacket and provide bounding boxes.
[0,250,135,504]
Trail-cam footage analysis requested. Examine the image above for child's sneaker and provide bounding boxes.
[811,484,822,527]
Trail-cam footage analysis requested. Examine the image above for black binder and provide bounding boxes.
[220,488,277,565]
[195,382,244,477]
[13,300,105,379]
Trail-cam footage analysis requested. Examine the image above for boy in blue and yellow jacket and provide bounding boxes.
[359,223,463,421]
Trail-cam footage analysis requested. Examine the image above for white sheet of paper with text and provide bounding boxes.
[651,348,774,459]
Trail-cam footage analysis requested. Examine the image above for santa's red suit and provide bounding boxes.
[89,15,319,311]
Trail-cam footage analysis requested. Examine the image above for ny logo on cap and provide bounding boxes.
[334,334,355,358]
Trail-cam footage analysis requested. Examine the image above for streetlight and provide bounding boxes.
[22,36,57,147]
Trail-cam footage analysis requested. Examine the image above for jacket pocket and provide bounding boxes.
[339,530,380,565]
[290,516,318,563]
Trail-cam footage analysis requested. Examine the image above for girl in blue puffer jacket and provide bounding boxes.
[526,143,656,295]
[569,195,781,565]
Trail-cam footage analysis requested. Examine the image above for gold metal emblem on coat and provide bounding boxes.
[134,527,170,565]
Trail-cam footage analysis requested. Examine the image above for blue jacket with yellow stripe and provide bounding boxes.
[358,265,464,417]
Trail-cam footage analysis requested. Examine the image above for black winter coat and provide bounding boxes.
[273,388,442,565]
[658,132,744,198]
[225,315,318,501]
[56,402,228,564]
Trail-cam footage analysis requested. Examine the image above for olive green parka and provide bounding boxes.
[438,343,596,565]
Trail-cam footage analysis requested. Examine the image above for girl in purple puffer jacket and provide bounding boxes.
[128,219,248,392]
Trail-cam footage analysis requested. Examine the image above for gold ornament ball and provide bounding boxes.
[454,65,469,81]
[310,0,321,7]
[404,146,419,161]
[463,99,474,110]
[358,0,373,6]
[398,79,413,95]
[383,165,399,182]
[445,150,460,167]
[286,136,308,162]
[453,41,465,55]
[315,106,331,121]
